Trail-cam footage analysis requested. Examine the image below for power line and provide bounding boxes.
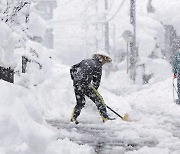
[53,13,105,24]
[107,0,115,14]
[107,0,126,22]
[54,0,126,25]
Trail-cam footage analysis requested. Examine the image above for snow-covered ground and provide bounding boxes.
[1,58,180,154]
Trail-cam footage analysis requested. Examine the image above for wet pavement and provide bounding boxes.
[47,119,158,154]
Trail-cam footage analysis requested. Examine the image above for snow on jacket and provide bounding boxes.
[173,50,180,74]
[70,58,102,89]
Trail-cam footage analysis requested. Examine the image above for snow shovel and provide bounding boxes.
[173,78,180,104]
[90,85,129,121]
[107,105,129,121]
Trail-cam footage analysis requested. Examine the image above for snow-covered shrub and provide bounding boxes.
[0,0,50,86]
[0,22,17,67]
[14,40,53,87]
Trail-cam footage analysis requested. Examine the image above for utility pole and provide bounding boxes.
[95,0,98,51]
[122,30,133,75]
[113,24,116,53]
[130,0,137,81]
[104,0,109,53]
[84,1,88,58]
[127,41,129,74]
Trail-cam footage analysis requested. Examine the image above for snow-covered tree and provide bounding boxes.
[0,0,50,86]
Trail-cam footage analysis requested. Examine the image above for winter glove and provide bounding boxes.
[70,68,74,80]
[174,74,177,79]
[92,75,101,90]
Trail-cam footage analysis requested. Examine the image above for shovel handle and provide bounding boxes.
[107,105,123,119]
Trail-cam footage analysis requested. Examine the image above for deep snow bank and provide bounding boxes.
[0,79,94,154]
[0,80,56,154]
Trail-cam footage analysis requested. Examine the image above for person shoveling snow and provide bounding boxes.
[70,51,114,124]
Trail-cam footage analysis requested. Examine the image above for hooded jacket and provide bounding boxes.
[70,58,102,89]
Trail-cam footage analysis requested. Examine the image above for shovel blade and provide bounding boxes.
[123,113,129,121]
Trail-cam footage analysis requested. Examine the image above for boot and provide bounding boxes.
[70,108,80,124]
[98,106,109,122]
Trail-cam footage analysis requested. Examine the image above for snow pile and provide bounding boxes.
[137,16,164,58]
[144,59,172,83]
[14,41,51,87]
[46,138,95,154]
[32,62,75,119]
[0,1,48,68]
[0,22,18,67]
[120,78,180,154]
[27,12,47,39]
[0,80,56,154]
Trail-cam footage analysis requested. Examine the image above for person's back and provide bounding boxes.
[70,58,102,89]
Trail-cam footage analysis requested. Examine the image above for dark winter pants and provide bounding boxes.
[72,82,108,120]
